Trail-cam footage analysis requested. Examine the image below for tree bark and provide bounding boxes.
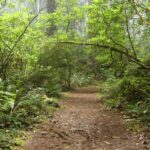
[47,0,56,35]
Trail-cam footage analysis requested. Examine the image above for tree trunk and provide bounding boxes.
[47,0,56,35]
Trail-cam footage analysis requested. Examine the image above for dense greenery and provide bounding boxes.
[0,0,149,149]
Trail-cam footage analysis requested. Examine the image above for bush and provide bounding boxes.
[0,79,60,149]
[102,74,150,122]
[0,129,27,150]
[125,99,150,122]
[118,77,150,103]
[0,78,59,128]
[71,73,94,87]
[24,66,62,97]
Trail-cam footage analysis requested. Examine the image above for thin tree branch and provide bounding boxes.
[130,0,150,25]
[0,9,43,72]
[0,0,7,10]
[125,8,137,58]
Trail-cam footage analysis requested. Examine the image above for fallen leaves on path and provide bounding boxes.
[24,87,150,150]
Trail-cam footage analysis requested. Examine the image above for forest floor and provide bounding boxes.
[24,87,150,150]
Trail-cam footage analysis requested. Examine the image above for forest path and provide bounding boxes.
[24,87,150,150]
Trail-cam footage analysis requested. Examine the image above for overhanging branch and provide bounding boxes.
[57,41,150,69]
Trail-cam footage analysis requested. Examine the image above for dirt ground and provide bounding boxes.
[24,87,150,150]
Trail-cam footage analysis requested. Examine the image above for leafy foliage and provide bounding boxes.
[0,0,150,149]
[102,66,150,122]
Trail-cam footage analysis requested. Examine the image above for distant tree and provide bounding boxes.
[47,0,56,35]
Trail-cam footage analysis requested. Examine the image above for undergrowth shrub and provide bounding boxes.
[118,77,150,103]
[0,83,59,149]
[11,88,55,127]
[0,129,27,150]
[25,66,62,97]
[125,99,150,122]
[0,73,60,149]
[101,67,150,123]
[0,77,59,127]
[71,73,94,87]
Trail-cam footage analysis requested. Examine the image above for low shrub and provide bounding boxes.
[0,129,27,150]
[71,73,94,87]
[0,77,60,128]
[102,75,150,122]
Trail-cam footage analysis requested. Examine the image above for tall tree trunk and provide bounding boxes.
[47,0,56,35]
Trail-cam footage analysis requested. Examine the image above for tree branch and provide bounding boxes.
[57,41,150,69]
[130,0,150,25]
[125,8,137,58]
[0,9,43,72]
[101,11,130,60]
[0,0,7,10]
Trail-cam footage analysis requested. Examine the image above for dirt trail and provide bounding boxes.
[24,87,150,150]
